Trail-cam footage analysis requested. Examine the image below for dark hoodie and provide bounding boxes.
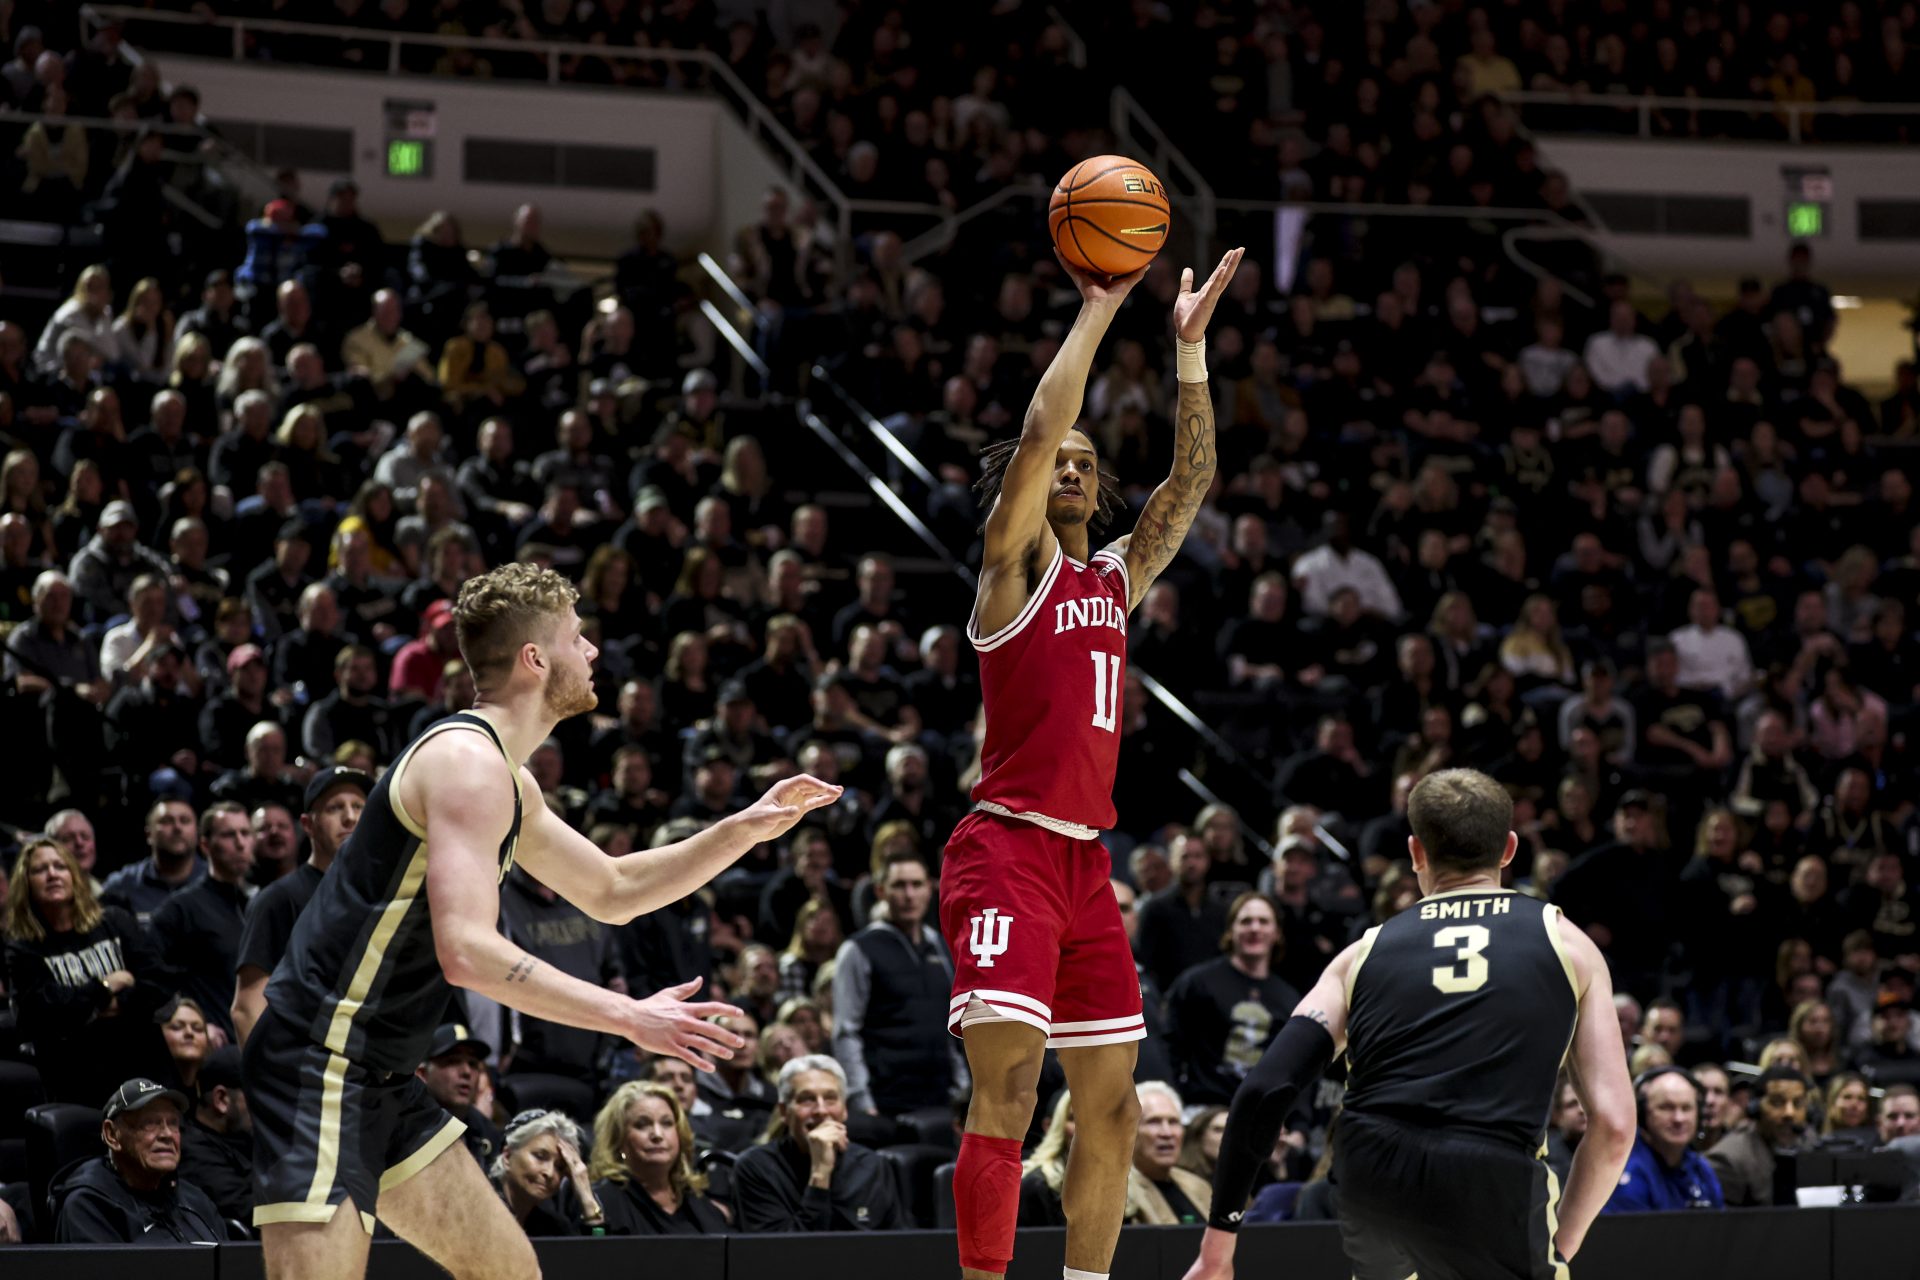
[53,1154,226,1243]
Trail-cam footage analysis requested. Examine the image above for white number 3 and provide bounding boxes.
[1089,651,1122,733]
[1431,925,1491,994]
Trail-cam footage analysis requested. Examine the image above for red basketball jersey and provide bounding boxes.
[968,543,1132,833]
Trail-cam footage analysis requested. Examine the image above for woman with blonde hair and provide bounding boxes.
[714,435,787,550]
[113,276,174,377]
[659,630,712,739]
[1787,999,1842,1088]
[1,447,55,559]
[774,994,829,1054]
[1017,1089,1072,1226]
[215,335,279,413]
[33,263,114,372]
[1820,1072,1877,1147]
[1499,593,1577,689]
[586,1081,727,1234]
[272,404,347,503]
[2,838,171,1103]
[167,331,218,426]
[51,458,104,561]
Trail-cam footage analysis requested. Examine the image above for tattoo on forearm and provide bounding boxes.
[1299,1007,1332,1031]
[505,955,539,984]
[1127,383,1217,601]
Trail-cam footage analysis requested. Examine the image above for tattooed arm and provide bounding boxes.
[1106,248,1243,610]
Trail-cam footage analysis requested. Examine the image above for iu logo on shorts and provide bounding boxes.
[968,908,1013,967]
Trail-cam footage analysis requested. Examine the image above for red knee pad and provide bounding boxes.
[954,1132,1024,1274]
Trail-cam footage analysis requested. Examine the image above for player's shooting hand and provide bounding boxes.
[1174,246,1246,342]
[626,978,746,1072]
[1055,249,1149,307]
[734,774,844,843]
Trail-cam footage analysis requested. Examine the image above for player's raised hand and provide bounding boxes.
[1174,246,1246,342]
[1055,248,1150,307]
[734,773,844,843]
[625,977,745,1072]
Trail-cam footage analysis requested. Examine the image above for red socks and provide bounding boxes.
[954,1131,1024,1274]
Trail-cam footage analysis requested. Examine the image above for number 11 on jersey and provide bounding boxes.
[1090,651,1122,733]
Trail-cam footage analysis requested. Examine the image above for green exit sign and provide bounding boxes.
[1786,200,1825,237]
[387,138,430,177]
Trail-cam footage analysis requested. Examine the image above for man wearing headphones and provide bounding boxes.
[1705,1065,1813,1206]
[1602,1066,1725,1212]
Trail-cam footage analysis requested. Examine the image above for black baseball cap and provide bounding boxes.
[304,766,374,812]
[104,1077,190,1120]
[427,1022,492,1061]
[694,743,736,768]
[1617,789,1654,812]
[717,680,752,706]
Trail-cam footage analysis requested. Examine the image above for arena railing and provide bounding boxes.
[0,108,264,239]
[1494,87,1920,143]
[1110,85,1217,271]
[76,4,956,285]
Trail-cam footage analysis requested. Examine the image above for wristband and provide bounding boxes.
[1176,337,1207,383]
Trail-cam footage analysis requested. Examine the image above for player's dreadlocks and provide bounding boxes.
[973,430,1125,533]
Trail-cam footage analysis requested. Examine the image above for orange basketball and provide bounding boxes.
[1048,155,1170,278]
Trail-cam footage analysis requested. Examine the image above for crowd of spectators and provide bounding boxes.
[4,0,1920,1252]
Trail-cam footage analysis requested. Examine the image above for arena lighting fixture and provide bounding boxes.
[1832,296,1863,310]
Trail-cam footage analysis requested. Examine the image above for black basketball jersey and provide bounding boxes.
[266,713,523,1074]
[1342,888,1579,1152]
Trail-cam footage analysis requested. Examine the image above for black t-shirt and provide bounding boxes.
[1164,957,1302,1106]
[1631,684,1721,771]
[235,861,324,981]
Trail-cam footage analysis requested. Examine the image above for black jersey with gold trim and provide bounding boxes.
[1341,889,1579,1151]
[265,712,522,1073]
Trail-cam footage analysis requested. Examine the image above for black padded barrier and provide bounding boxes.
[3,1208,1915,1280]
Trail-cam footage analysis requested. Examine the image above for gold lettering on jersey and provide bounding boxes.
[1052,597,1128,636]
[1419,896,1513,920]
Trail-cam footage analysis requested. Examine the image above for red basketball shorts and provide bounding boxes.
[939,810,1145,1048]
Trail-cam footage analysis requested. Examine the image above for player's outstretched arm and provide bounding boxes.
[1554,913,1637,1261]
[1107,247,1242,610]
[980,256,1146,585]
[1182,937,1356,1280]
[420,738,757,1071]
[514,771,842,926]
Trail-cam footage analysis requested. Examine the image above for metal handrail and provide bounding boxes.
[1494,87,1920,143]
[809,363,939,492]
[799,410,972,584]
[696,252,767,335]
[79,3,954,281]
[1502,225,1599,308]
[1044,6,1089,68]
[897,179,1049,266]
[1110,86,1216,268]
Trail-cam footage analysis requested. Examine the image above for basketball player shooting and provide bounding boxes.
[242,563,841,1280]
[1180,770,1637,1280]
[941,243,1243,1280]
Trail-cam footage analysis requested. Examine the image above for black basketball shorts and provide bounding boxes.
[1333,1112,1570,1280]
[243,1007,466,1232]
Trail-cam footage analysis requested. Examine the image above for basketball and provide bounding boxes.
[1048,155,1170,278]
